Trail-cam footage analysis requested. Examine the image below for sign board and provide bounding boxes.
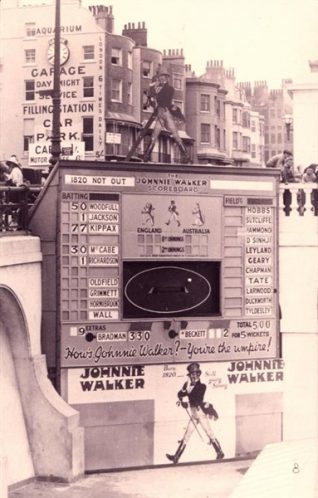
[106,132,121,144]
[28,141,85,166]
[29,161,281,472]
[57,166,279,368]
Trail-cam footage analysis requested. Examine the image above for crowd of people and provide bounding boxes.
[266,150,318,184]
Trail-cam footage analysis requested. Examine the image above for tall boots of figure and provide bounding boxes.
[210,438,224,460]
[166,439,224,464]
[166,440,186,464]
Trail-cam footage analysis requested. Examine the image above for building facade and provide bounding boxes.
[247,80,293,164]
[0,1,291,169]
[185,61,229,165]
[185,61,265,167]
[0,0,107,167]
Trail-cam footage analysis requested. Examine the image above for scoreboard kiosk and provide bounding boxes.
[29,161,283,471]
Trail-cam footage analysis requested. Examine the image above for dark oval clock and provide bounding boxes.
[124,265,212,315]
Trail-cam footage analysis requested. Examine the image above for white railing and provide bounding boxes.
[279,182,318,217]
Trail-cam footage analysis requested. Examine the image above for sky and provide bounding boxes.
[20,0,318,88]
[81,0,318,88]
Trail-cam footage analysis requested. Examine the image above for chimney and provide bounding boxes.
[162,48,184,62]
[204,59,226,85]
[122,21,147,47]
[89,5,114,33]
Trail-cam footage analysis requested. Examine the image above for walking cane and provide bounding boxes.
[176,401,206,443]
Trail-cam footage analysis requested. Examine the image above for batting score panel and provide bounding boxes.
[58,164,279,368]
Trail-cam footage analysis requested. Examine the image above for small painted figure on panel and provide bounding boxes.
[166,362,224,464]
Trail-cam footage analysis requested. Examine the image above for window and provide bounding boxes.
[270,134,275,143]
[142,61,152,78]
[83,45,95,60]
[143,90,150,111]
[270,108,275,118]
[82,117,94,151]
[201,123,210,143]
[127,51,133,69]
[200,94,210,112]
[251,143,256,158]
[127,82,132,105]
[233,132,238,150]
[83,76,94,98]
[111,48,122,65]
[265,133,269,144]
[111,79,122,102]
[215,126,220,148]
[215,97,220,117]
[242,111,250,128]
[25,23,36,37]
[23,119,34,152]
[277,133,282,144]
[24,135,34,152]
[251,120,256,132]
[242,136,250,153]
[232,108,238,124]
[25,49,36,64]
[173,75,182,90]
[25,80,35,101]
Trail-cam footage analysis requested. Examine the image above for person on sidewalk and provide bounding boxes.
[166,362,224,464]
[143,67,190,164]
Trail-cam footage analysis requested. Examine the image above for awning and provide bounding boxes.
[178,130,195,141]
[197,150,232,165]
[106,112,141,126]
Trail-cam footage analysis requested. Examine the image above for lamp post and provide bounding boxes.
[50,0,61,165]
[283,113,293,142]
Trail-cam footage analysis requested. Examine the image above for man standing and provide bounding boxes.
[144,67,190,164]
[166,362,224,464]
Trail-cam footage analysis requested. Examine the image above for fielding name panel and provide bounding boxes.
[59,164,279,368]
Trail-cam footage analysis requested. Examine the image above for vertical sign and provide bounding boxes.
[244,205,274,316]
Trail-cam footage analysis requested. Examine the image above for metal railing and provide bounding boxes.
[0,185,41,233]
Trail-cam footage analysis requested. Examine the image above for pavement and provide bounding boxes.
[8,458,253,498]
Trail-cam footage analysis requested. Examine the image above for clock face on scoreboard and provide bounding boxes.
[123,261,221,318]
[47,38,70,65]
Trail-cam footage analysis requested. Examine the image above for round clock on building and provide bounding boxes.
[47,38,70,65]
